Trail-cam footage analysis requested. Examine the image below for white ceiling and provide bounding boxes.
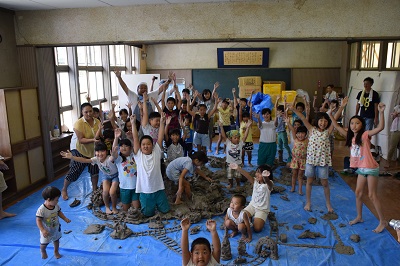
[0,0,253,11]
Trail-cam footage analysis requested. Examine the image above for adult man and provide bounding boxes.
[356,77,380,130]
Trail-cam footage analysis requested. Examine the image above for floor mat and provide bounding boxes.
[1,144,399,265]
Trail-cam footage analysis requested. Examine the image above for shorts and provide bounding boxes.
[0,172,7,193]
[244,204,268,222]
[226,164,243,180]
[102,172,119,183]
[40,226,62,245]
[356,167,379,177]
[120,188,140,204]
[305,164,329,179]
[243,142,254,151]
[193,132,210,148]
[140,190,170,217]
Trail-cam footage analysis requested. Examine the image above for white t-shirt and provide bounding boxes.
[325,90,337,102]
[227,208,248,226]
[128,89,160,116]
[91,156,118,176]
[69,132,77,150]
[225,139,244,164]
[187,256,219,266]
[133,143,165,193]
[259,121,276,143]
[115,153,137,189]
[249,179,272,212]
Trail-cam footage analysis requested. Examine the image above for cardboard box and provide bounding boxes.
[239,85,261,98]
[238,76,262,86]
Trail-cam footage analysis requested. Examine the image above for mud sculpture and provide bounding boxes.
[293,225,304,230]
[308,217,317,224]
[255,236,279,260]
[189,225,201,235]
[84,224,105,234]
[321,212,339,221]
[350,234,360,243]
[220,230,232,261]
[107,219,133,240]
[298,230,326,239]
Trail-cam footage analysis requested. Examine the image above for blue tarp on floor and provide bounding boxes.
[1,144,399,265]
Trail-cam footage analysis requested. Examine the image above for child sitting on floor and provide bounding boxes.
[61,142,120,214]
[229,163,273,233]
[181,217,221,266]
[36,186,71,259]
[166,152,211,204]
[218,120,252,189]
[224,194,252,242]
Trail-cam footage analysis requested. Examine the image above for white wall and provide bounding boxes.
[146,42,343,69]
[347,71,400,159]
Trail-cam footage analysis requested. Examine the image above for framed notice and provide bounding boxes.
[217,48,269,68]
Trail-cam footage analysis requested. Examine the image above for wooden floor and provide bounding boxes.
[4,139,400,240]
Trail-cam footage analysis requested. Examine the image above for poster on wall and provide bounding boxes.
[217,48,269,68]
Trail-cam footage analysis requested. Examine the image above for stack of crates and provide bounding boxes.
[238,76,262,138]
[263,81,285,118]
[238,76,262,98]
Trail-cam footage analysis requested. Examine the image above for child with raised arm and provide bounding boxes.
[254,108,276,166]
[113,126,139,211]
[165,116,184,163]
[291,106,335,213]
[181,218,221,266]
[188,91,219,154]
[198,83,219,152]
[141,91,163,145]
[132,111,170,217]
[219,120,252,189]
[36,186,71,259]
[229,163,274,233]
[166,152,211,204]
[161,76,182,131]
[224,194,252,242]
[329,102,388,233]
[285,115,308,195]
[215,95,234,155]
[275,96,291,164]
[61,142,120,214]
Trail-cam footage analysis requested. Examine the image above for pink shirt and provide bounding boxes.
[350,131,379,169]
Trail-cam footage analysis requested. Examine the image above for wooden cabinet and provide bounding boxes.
[51,133,72,178]
[0,87,46,204]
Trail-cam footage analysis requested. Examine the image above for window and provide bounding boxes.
[360,41,381,69]
[55,47,73,130]
[386,41,400,69]
[349,43,359,69]
[109,45,126,102]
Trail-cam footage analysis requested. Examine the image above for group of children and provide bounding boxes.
[35,77,391,263]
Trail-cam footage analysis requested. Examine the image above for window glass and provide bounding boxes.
[55,47,68,65]
[361,41,380,68]
[386,41,400,69]
[58,72,71,107]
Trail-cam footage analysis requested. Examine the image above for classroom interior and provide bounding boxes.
[0,0,400,264]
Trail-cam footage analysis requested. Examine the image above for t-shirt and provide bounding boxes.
[166,138,184,163]
[218,107,231,126]
[166,157,195,182]
[240,121,253,142]
[141,124,159,145]
[36,204,61,239]
[236,104,250,126]
[74,117,101,158]
[259,121,276,143]
[186,256,219,266]
[350,131,379,169]
[163,107,180,130]
[225,139,244,164]
[133,143,164,193]
[356,90,380,119]
[182,126,194,143]
[194,114,209,134]
[128,89,159,122]
[275,116,286,133]
[306,128,332,166]
[115,153,137,189]
[227,208,248,225]
[91,155,118,176]
[249,179,273,211]
[325,91,337,102]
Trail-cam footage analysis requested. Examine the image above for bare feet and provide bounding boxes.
[0,211,16,220]
[298,191,303,196]
[229,231,238,238]
[54,252,62,259]
[41,250,48,259]
[208,149,212,153]
[372,220,388,233]
[226,184,232,189]
[214,151,219,155]
[290,189,295,193]
[61,190,68,200]
[349,217,364,225]
[105,207,113,215]
[112,209,119,214]
[174,199,183,205]
[304,203,311,211]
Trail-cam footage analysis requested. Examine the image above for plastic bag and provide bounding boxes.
[249,92,273,122]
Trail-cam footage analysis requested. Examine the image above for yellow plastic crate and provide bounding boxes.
[263,83,283,95]
[281,90,296,103]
